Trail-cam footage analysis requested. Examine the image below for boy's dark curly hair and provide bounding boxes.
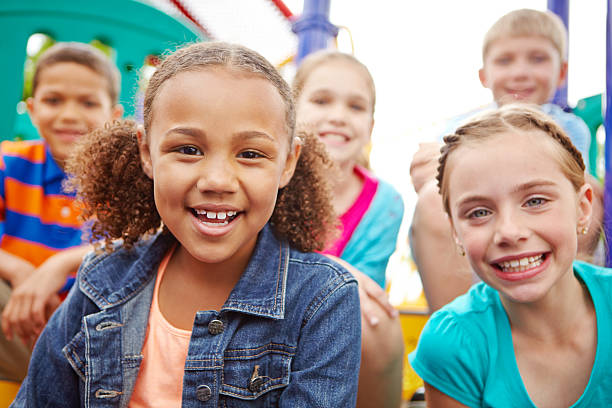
[65,42,337,253]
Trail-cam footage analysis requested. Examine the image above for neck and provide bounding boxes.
[501,270,593,341]
[331,163,363,215]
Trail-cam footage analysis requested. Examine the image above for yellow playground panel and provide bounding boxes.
[387,250,430,402]
[0,380,19,407]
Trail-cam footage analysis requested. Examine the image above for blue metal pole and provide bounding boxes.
[605,0,612,266]
[292,0,338,65]
[547,0,569,109]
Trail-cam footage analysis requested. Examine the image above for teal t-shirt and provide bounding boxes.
[409,261,612,407]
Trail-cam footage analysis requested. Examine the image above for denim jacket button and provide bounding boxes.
[196,385,212,401]
[208,319,224,335]
[248,376,264,393]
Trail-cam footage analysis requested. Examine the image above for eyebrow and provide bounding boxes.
[455,180,557,208]
[164,127,275,142]
[510,180,557,194]
[310,88,369,101]
[165,126,203,138]
[234,130,275,142]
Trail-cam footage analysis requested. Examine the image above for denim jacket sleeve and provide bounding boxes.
[11,272,93,407]
[279,273,361,407]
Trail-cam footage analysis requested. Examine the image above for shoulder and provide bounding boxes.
[78,232,174,309]
[417,283,499,347]
[287,249,357,288]
[286,250,359,317]
[541,104,589,135]
[0,140,47,163]
[411,283,501,370]
[374,178,404,212]
[355,166,403,219]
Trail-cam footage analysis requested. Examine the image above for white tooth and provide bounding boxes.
[519,258,528,266]
[228,211,236,217]
[510,260,519,267]
[217,212,227,220]
[195,209,206,215]
[206,212,217,219]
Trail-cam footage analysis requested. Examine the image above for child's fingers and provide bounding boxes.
[1,304,14,340]
[357,273,398,319]
[30,297,49,333]
[358,286,380,327]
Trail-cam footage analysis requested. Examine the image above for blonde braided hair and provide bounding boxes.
[437,104,585,216]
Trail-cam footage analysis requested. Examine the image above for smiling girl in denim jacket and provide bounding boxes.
[12,42,361,407]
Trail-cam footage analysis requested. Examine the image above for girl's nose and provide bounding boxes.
[196,156,238,194]
[493,210,529,246]
[328,102,348,125]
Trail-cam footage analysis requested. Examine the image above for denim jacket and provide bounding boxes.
[12,224,361,407]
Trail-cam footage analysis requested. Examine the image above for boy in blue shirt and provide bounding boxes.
[0,42,122,382]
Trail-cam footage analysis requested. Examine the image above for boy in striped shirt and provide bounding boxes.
[0,42,122,381]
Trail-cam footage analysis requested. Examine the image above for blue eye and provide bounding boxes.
[177,146,202,156]
[468,208,491,219]
[525,197,547,207]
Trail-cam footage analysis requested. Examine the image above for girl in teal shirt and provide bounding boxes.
[410,105,612,407]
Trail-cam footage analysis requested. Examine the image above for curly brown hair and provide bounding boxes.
[65,42,337,253]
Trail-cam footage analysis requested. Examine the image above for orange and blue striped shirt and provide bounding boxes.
[0,140,83,271]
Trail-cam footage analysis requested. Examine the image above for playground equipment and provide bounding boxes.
[0,0,204,142]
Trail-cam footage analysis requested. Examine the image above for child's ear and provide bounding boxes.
[25,97,39,127]
[279,137,302,188]
[137,126,153,179]
[111,104,124,120]
[478,67,489,89]
[557,60,569,87]
[577,183,593,232]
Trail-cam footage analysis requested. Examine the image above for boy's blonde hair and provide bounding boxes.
[482,9,568,62]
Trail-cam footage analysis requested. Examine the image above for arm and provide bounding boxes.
[11,278,85,407]
[280,278,361,407]
[2,245,92,346]
[327,256,404,408]
[0,249,36,288]
[424,383,471,408]
[410,142,444,194]
[409,179,473,312]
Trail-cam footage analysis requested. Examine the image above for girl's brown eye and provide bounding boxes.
[177,146,202,156]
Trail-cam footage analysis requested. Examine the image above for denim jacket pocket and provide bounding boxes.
[62,329,87,383]
[219,343,294,406]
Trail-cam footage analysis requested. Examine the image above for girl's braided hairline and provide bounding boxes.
[436,105,585,214]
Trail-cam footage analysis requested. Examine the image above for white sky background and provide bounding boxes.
[283,0,607,239]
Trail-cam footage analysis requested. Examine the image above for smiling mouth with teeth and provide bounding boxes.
[192,209,239,226]
[496,254,545,273]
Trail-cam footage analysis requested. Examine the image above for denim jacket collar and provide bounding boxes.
[79,224,289,319]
